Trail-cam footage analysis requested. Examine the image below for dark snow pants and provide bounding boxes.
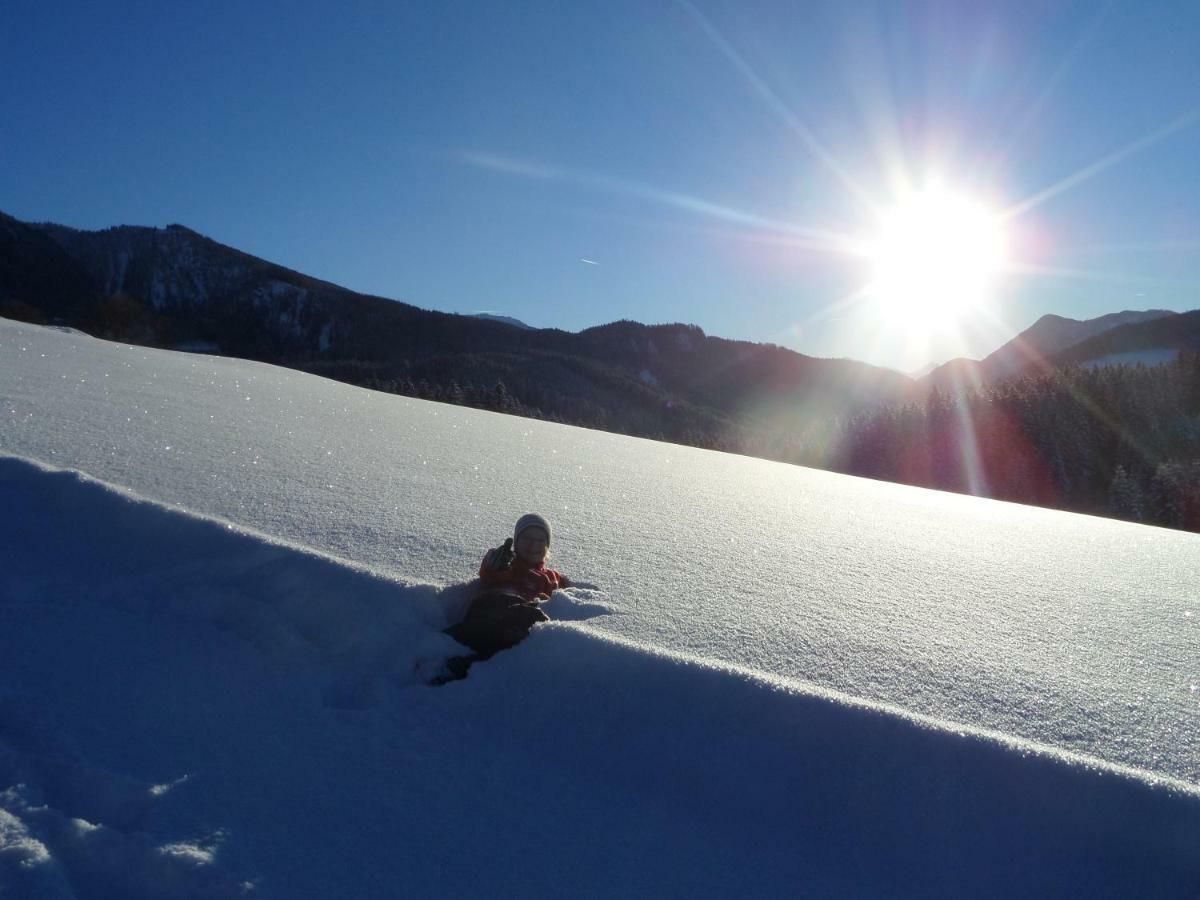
[444,590,549,662]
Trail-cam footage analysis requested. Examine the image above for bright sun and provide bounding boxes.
[864,186,1008,326]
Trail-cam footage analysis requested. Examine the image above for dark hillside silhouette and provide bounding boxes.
[836,352,1200,532]
[0,210,915,441]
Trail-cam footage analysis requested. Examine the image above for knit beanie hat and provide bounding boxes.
[514,513,551,545]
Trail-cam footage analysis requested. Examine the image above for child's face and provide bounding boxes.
[515,527,549,565]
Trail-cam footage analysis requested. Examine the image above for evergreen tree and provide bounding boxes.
[1109,465,1145,522]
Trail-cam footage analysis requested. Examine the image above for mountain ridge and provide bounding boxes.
[471,313,534,329]
[4,209,1195,463]
[0,210,917,447]
[923,308,1181,388]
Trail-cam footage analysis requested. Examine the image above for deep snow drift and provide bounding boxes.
[2,318,1197,784]
[2,318,1199,896]
[2,456,1198,898]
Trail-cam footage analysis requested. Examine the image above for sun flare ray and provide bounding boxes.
[675,0,880,217]
[1002,107,1200,221]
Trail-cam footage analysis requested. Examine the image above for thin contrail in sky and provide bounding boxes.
[580,258,600,265]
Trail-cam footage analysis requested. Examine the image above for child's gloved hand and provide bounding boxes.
[488,537,515,571]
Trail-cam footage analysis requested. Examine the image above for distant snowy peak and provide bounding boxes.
[469,313,534,330]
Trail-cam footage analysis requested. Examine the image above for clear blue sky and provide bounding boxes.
[3,0,1198,371]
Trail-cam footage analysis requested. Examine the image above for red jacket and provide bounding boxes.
[478,551,570,602]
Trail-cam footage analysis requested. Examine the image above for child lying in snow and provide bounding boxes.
[439,514,570,681]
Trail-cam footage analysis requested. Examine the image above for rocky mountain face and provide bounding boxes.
[20,219,400,359]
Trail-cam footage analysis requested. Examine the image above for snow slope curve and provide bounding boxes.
[1,317,1198,789]
[1,455,1198,897]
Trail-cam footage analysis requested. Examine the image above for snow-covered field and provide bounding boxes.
[2,318,1198,897]
[1081,348,1179,369]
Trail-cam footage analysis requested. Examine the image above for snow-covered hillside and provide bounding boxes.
[2,318,1199,897]
[1081,348,1180,369]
